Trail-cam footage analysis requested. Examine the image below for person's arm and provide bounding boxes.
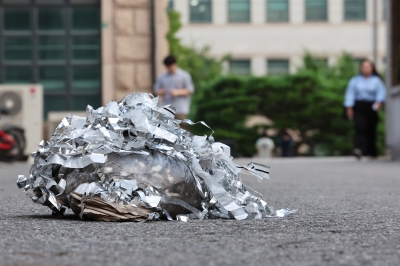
[344,77,356,118]
[170,89,191,97]
[374,78,387,110]
[170,73,195,97]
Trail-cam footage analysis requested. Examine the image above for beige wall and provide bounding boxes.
[155,0,171,78]
[101,0,169,104]
[174,0,387,74]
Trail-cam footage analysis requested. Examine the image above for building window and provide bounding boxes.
[267,0,289,22]
[305,0,328,21]
[228,0,250,23]
[167,0,174,11]
[383,0,388,21]
[344,0,366,21]
[190,0,212,23]
[229,60,251,75]
[0,1,101,119]
[267,60,289,75]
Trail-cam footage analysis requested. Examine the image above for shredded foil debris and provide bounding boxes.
[17,92,290,222]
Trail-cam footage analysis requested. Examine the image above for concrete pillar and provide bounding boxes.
[174,0,189,25]
[252,57,266,76]
[291,0,304,24]
[386,0,400,160]
[327,56,336,67]
[214,0,227,24]
[366,0,374,22]
[329,0,342,24]
[252,0,265,25]
[222,61,229,75]
[290,56,303,74]
[378,0,385,21]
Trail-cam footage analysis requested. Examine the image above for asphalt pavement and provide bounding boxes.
[1,157,400,266]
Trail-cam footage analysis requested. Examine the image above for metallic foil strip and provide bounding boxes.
[16,92,282,222]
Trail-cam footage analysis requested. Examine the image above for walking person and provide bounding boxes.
[344,59,386,159]
[153,55,194,127]
[278,129,293,157]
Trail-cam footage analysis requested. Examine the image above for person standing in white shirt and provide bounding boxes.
[255,132,275,158]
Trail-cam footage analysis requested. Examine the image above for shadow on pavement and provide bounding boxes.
[18,214,82,221]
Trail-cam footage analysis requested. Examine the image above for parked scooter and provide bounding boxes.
[0,108,26,162]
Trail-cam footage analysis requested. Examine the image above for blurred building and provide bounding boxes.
[386,0,400,161]
[170,0,387,75]
[0,0,169,119]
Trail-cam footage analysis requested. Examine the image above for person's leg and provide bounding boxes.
[353,108,368,155]
[366,110,378,158]
[281,140,291,157]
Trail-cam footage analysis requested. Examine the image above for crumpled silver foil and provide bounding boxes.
[17,92,285,222]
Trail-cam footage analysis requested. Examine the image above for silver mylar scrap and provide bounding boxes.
[17,92,284,222]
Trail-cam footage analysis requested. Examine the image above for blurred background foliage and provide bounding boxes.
[167,11,385,157]
[167,11,229,91]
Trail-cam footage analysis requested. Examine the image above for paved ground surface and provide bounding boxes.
[0,157,400,266]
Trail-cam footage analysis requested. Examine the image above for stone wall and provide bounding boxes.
[101,0,169,104]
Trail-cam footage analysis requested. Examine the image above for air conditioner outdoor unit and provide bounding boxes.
[0,85,43,157]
